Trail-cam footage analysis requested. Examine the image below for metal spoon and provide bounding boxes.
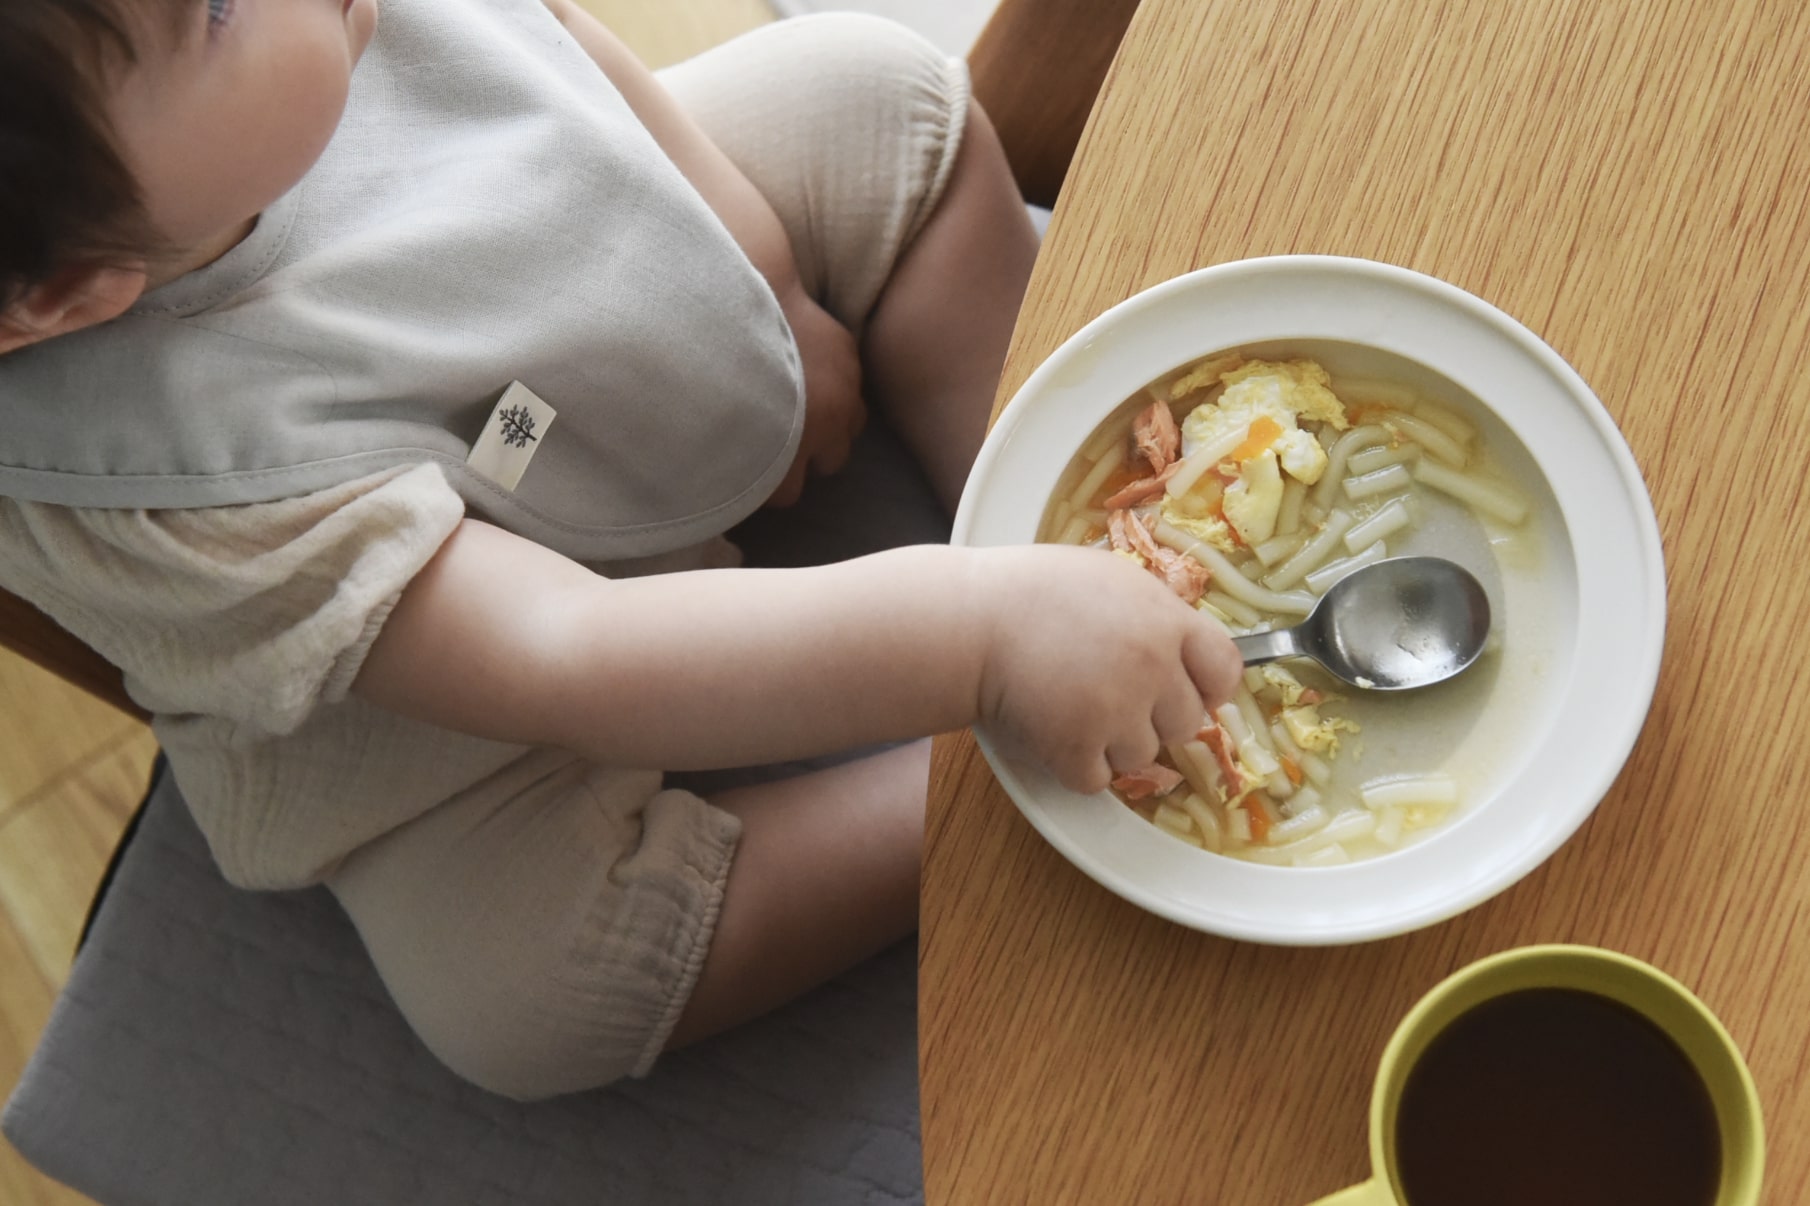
[1231,556,1491,691]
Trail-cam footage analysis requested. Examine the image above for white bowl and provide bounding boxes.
[951,256,1665,944]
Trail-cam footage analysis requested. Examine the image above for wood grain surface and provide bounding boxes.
[919,0,1810,1202]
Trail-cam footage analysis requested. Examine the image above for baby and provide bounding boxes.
[0,0,1239,1098]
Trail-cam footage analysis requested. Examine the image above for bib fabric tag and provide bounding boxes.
[467,381,557,491]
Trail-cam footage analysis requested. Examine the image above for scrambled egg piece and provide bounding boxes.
[1166,353,1245,400]
[1222,450,1283,545]
[1185,367,1343,475]
[1176,359,1351,544]
[1219,359,1349,430]
[1281,704,1361,754]
[1158,502,1239,553]
[1260,665,1313,708]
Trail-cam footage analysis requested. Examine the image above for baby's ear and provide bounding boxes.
[0,263,146,355]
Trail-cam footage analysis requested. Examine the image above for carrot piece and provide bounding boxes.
[1281,756,1304,786]
[1229,415,1283,462]
[1246,800,1273,843]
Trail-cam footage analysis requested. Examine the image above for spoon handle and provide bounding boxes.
[1231,627,1306,667]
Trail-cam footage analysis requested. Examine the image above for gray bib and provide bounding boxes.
[0,0,803,563]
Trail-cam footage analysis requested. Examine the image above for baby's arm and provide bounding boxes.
[359,520,977,768]
[356,520,1241,1048]
[355,519,1242,793]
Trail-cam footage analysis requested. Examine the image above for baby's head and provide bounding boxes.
[0,0,377,354]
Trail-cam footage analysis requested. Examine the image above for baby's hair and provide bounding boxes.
[0,0,189,313]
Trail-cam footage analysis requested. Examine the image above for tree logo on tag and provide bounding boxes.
[498,404,539,449]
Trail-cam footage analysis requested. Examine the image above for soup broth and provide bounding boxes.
[1039,345,1557,865]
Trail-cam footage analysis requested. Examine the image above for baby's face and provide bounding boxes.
[106,0,379,282]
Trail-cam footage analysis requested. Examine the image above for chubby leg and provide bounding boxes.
[659,15,1038,519]
[667,740,927,1048]
[861,102,1040,514]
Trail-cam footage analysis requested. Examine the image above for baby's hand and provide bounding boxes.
[972,544,1243,794]
[767,285,865,508]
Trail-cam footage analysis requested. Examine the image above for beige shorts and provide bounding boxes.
[326,13,970,1102]
[658,12,970,334]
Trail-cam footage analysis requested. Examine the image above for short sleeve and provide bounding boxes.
[0,463,465,738]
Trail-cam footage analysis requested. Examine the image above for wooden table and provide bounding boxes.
[919,0,1810,1201]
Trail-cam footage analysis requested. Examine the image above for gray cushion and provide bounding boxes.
[4,760,923,1205]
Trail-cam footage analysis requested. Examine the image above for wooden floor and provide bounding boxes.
[0,666,156,1206]
[0,2,775,1200]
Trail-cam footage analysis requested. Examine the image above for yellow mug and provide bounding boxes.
[1313,944,1764,1206]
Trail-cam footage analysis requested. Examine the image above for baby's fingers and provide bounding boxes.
[1151,679,1208,748]
[1052,747,1114,796]
[1105,727,1162,785]
[1182,616,1244,709]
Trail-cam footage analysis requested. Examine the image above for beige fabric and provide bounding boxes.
[658,13,970,333]
[328,750,741,1095]
[0,464,457,738]
[0,464,540,885]
[0,13,968,1097]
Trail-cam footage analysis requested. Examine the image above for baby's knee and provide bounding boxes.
[373,946,642,1101]
[783,11,963,92]
[344,884,722,1100]
[782,13,972,169]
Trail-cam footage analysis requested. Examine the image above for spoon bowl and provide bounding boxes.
[1231,556,1491,691]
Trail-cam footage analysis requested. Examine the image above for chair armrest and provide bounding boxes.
[968,0,1143,209]
[0,587,146,720]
